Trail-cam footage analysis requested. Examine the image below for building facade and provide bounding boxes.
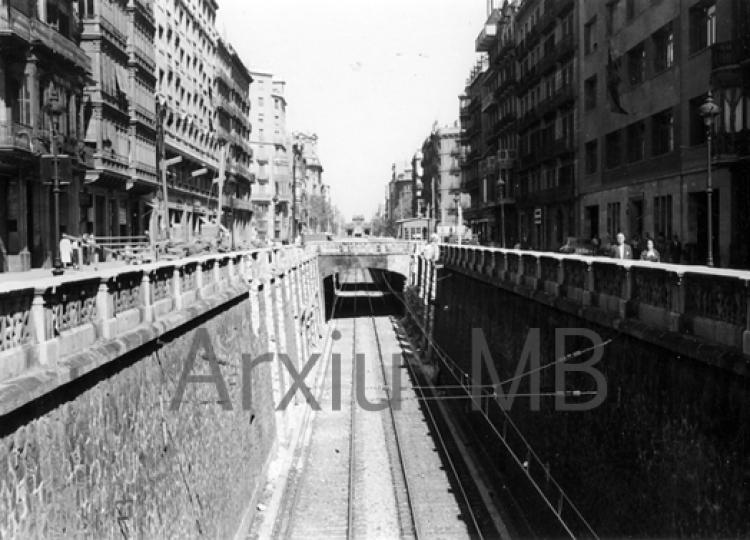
[0,0,90,270]
[387,160,415,222]
[420,122,463,237]
[248,71,292,242]
[514,0,577,251]
[154,0,220,240]
[293,131,324,232]
[214,37,254,246]
[579,0,750,267]
[80,0,158,244]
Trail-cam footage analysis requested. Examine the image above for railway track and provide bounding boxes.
[273,267,506,539]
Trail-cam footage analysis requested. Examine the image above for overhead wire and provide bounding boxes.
[381,263,602,539]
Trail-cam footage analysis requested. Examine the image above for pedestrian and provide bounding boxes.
[81,233,89,265]
[640,238,660,262]
[609,232,633,260]
[669,234,682,264]
[59,234,72,268]
[422,233,441,262]
[88,234,99,264]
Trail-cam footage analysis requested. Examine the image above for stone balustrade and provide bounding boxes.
[0,246,312,415]
[306,240,420,255]
[439,243,750,357]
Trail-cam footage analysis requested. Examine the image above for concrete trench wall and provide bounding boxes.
[422,255,750,538]
[0,257,323,539]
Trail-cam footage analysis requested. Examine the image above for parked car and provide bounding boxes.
[559,237,597,256]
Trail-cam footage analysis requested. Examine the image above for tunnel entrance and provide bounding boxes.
[323,268,405,320]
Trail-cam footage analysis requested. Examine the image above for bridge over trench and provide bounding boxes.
[0,239,749,538]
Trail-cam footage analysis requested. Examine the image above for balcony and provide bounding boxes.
[481,93,497,112]
[4,6,90,71]
[538,50,556,75]
[0,122,35,153]
[553,136,575,156]
[476,23,498,52]
[712,40,745,70]
[556,33,575,61]
[555,0,574,16]
[497,149,516,168]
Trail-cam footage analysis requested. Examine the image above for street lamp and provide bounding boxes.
[44,93,67,275]
[453,192,463,246]
[699,91,720,267]
[291,139,305,243]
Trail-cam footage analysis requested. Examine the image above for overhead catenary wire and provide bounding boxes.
[381,267,602,540]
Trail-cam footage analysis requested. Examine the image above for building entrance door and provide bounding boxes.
[586,205,599,239]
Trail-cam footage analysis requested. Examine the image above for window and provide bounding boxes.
[585,139,598,174]
[584,17,597,54]
[652,108,674,155]
[653,195,673,239]
[606,130,622,168]
[653,23,675,72]
[690,2,716,53]
[258,97,264,107]
[628,42,646,85]
[627,121,646,162]
[606,202,622,239]
[585,75,597,110]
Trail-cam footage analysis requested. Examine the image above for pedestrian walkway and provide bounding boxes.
[0,261,131,287]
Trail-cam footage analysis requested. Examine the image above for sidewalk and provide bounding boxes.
[0,261,131,286]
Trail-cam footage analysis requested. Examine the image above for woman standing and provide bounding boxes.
[640,238,660,263]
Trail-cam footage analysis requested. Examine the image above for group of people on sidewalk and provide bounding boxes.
[59,234,99,269]
[601,232,683,263]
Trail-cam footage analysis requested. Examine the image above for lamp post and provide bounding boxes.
[699,91,720,267]
[291,139,304,243]
[453,192,463,246]
[498,173,507,249]
[47,104,65,275]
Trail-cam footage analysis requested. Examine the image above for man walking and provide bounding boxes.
[610,232,633,260]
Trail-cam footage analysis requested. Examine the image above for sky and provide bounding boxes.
[216,0,488,220]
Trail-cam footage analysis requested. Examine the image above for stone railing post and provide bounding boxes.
[483,249,495,277]
[30,287,53,365]
[140,272,153,323]
[213,257,222,289]
[172,266,183,310]
[582,261,594,306]
[515,254,524,286]
[670,272,686,333]
[96,277,115,339]
[195,262,205,299]
[620,265,633,319]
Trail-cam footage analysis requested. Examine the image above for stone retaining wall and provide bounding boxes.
[0,250,323,538]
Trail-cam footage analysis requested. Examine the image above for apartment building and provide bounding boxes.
[420,122,462,237]
[293,131,325,232]
[79,0,157,242]
[214,37,254,246]
[387,160,415,221]
[0,0,90,270]
[249,72,292,241]
[579,0,750,267]
[462,0,521,246]
[514,0,577,251]
[154,0,221,240]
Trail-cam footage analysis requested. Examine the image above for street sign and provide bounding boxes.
[534,207,542,225]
